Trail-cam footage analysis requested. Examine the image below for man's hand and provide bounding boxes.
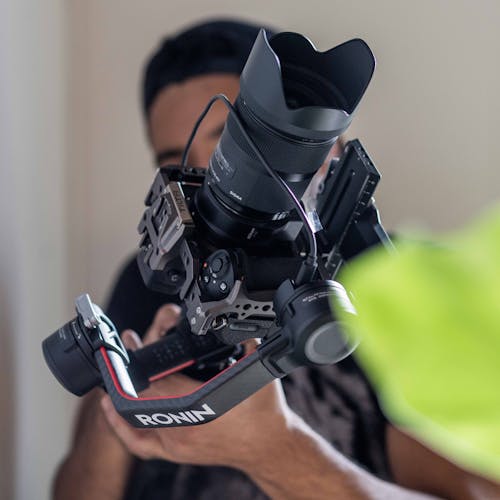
[100,304,294,471]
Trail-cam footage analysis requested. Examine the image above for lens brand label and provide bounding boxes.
[213,144,234,178]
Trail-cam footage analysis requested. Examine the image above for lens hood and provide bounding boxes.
[239,30,375,140]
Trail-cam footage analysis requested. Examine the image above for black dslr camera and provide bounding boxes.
[43,30,391,428]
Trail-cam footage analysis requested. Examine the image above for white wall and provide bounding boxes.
[2,1,500,498]
[0,1,73,499]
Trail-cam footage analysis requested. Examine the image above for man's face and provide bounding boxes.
[148,73,240,168]
[147,72,343,170]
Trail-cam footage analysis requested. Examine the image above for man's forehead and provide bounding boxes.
[148,73,239,159]
[149,73,240,115]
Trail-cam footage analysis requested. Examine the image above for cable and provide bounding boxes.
[181,94,318,285]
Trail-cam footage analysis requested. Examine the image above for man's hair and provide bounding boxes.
[142,18,276,116]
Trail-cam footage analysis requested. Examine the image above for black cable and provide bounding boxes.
[181,95,221,167]
[181,94,318,284]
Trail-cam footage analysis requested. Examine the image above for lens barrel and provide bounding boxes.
[197,30,375,243]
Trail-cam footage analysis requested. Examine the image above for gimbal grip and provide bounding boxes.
[127,320,238,391]
[97,344,276,427]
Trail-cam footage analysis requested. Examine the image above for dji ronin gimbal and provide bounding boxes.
[43,30,392,428]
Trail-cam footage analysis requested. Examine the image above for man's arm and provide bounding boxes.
[100,315,499,500]
[242,417,500,500]
[100,377,438,500]
[238,412,439,500]
[53,389,133,500]
[101,381,500,500]
[387,426,500,500]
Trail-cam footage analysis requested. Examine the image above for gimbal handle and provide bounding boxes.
[96,336,277,428]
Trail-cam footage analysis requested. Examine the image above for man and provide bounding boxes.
[53,19,489,499]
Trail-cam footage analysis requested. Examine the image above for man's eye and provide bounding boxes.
[164,156,182,165]
[156,152,183,167]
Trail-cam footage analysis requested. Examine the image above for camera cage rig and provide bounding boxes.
[61,139,392,428]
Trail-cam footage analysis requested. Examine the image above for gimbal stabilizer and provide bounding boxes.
[44,140,391,427]
[43,30,392,427]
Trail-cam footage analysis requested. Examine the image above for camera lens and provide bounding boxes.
[195,30,375,245]
[42,317,102,396]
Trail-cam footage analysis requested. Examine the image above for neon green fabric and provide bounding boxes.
[338,206,500,481]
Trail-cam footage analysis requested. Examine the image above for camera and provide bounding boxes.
[43,29,391,427]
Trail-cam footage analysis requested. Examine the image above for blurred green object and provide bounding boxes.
[338,205,500,481]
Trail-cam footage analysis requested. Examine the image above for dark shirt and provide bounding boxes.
[106,255,392,500]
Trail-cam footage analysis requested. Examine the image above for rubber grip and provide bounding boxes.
[131,326,226,379]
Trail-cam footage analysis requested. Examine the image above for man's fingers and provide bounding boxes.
[144,304,182,344]
[121,329,143,351]
[100,395,165,460]
[242,338,260,354]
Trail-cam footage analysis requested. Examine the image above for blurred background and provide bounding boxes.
[1,0,499,498]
